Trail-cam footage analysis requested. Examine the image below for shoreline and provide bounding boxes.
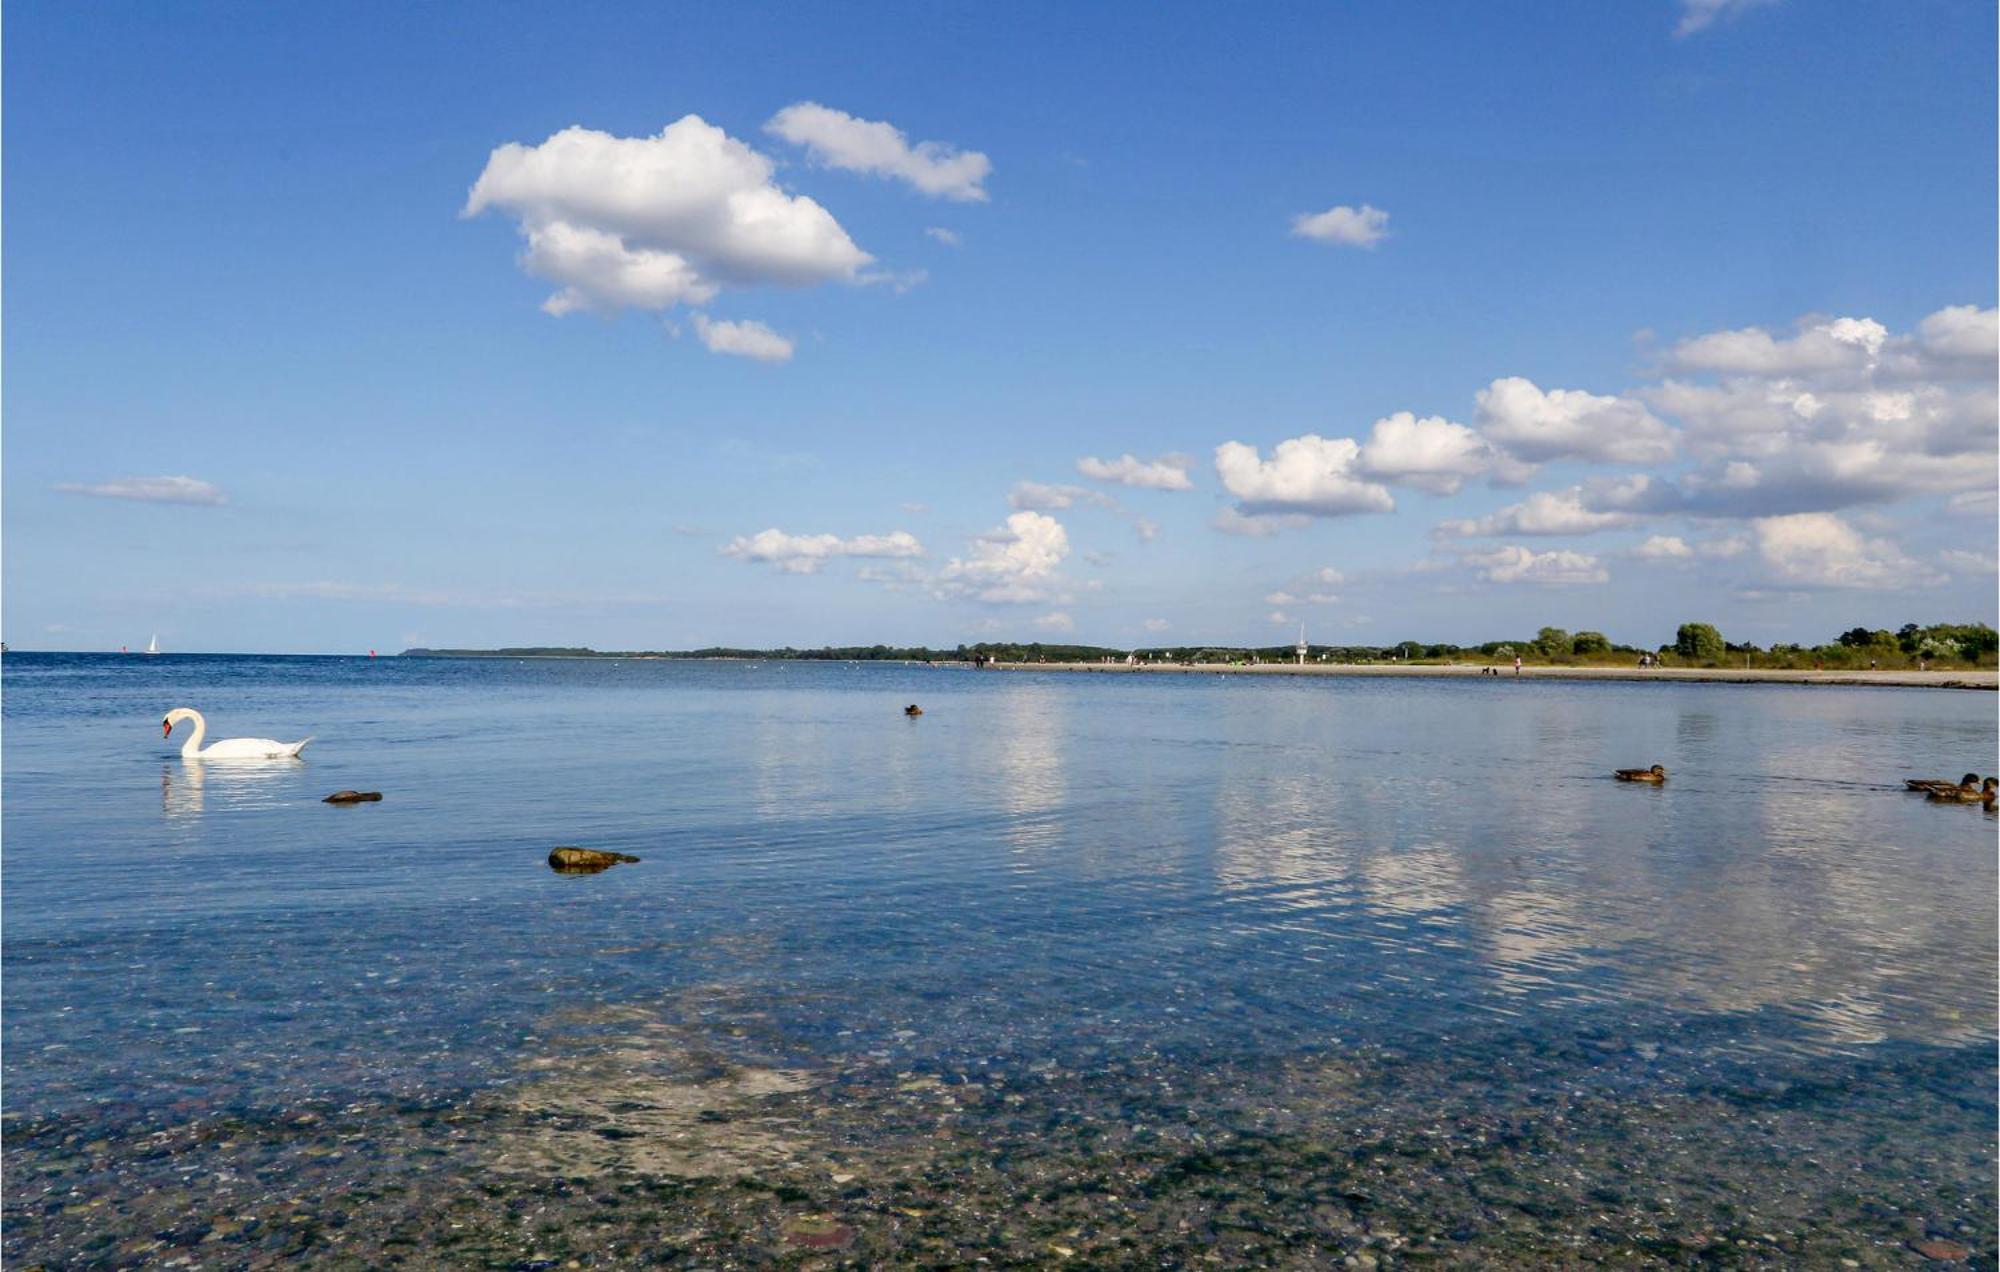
[990,661,1999,690]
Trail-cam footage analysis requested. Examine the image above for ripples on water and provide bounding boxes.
[3,654,1994,1265]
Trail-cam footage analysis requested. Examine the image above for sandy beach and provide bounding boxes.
[993,661,1999,690]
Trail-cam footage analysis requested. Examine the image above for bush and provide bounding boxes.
[1674,622,1726,663]
[1837,627,1895,649]
[1572,631,1611,655]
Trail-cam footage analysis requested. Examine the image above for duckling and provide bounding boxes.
[1905,772,1980,794]
[1928,777,1998,804]
[904,704,924,717]
[1614,764,1667,783]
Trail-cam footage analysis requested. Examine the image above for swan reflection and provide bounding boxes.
[161,758,305,819]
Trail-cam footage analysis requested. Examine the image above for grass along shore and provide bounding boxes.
[991,661,1998,689]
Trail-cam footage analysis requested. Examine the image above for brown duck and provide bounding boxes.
[1906,772,1980,794]
[1927,777,1997,805]
[1614,765,1667,783]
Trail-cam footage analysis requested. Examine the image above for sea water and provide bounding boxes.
[4,654,1994,1265]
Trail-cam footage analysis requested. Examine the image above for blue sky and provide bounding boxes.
[6,0,1995,653]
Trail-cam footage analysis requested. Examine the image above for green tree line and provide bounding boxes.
[404,621,1996,669]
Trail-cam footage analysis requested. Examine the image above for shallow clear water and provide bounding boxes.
[5,654,1995,1265]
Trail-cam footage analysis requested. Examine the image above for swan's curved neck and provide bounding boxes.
[172,709,207,757]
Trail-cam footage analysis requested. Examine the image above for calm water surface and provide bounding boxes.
[4,654,1995,1266]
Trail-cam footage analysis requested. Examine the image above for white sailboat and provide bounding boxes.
[146,634,160,656]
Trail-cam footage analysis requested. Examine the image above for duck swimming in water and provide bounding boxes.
[1906,772,1981,794]
[1614,764,1667,783]
[1927,776,1997,805]
[904,704,923,717]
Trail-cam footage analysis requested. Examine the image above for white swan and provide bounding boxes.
[163,707,312,759]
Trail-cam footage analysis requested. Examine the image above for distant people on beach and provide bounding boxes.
[1513,655,1522,676]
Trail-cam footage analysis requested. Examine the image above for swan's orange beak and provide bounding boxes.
[162,718,172,738]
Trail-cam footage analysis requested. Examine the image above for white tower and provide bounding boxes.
[1296,621,1308,665]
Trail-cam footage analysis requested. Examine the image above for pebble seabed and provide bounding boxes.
[5,983,1994,1270]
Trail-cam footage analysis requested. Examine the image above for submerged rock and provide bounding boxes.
[1913,1239,1972,1261]
[487,1000,817,1181]
[548,847,642,874]
[322,791,383,804]
[783,1216,855,1250]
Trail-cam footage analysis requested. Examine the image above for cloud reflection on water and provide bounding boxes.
[1198,693,1994,1054]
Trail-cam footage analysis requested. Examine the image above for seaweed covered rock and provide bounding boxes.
[548,846,641,874]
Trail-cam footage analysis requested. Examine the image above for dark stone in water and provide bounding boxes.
[322,791,383,804]
[548,847,642,874]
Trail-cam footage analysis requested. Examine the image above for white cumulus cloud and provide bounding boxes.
[1436,486,1637,538]
[518,220,717,314]
[1356,412,1507,494]
[766,102,990,201]
[1475,377,1676,465]
[690,314,794,362]
[721,527,923,574]
[1032,611,1076,632]
[1632,535,1695,561]
[1214,435,1396,523]
[1751,512,1937,589]
[1669,315,1888,376]
[1075,452,1195,491]
[1916,304,1999,366]
[1461,546,1610,586]
[465,117,872,320]
[1638,306,1997,516]
[924,226,963,247]
[936,511,1072,603]
[54,476,226,506]
[1291,204,1390,248]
